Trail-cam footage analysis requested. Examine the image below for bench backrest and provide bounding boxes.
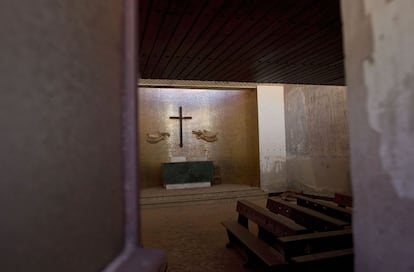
[295,195,352,222]
[267,197,349,231]
[236,200,308,237]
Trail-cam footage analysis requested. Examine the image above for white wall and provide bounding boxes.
[257,85,287,192]
[341,1,414,271]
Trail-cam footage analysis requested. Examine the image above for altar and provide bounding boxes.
[162,161,213,189]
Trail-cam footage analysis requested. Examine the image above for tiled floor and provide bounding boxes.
[141,191,267,272]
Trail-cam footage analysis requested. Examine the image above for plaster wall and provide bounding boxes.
[284,85,351,194]
[341,0,414,271]
[0,2,124,271]
[257,85,287,192]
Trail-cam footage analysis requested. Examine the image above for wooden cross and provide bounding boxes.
[169,106,192,147]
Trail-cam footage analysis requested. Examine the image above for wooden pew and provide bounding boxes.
[222,200,307,269]
[236,200,309,236]
[267,197,349,231]
[289,248,354,272]
[275,229,353,259]
[294,194,352,222]
[221,221,288,269]
[223,199,353,271]
[334,192,353,208]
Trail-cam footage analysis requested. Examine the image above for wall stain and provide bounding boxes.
[284,84,350,194]
[363,0,414,199]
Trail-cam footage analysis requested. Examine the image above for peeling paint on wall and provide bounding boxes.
[261,156,286,173]
[285,89,307,155]
[363,0,414,199]
[284,85,350,194]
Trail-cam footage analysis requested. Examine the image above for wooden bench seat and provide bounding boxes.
[222,198,354,271]
[221,221,287,269]
[294,194,352,222]
[334,193,353,208]
[275,229,353,258]
[289,248,354,272]
[290,248,353,263]
[267,197,349,231]
[237,199,309,237]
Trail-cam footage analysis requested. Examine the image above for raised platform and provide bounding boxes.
[165,181,211,189]
[141,184,267,207]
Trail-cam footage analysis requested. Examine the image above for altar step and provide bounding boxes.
[141,184,267,207]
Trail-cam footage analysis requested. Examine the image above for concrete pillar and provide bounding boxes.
[0,1,125,271]
[257,85,287,192]
[341,0,414,271]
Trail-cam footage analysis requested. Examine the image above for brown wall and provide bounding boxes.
[284,85,351,194]
[0,2,124,271]
[138,88,260,188]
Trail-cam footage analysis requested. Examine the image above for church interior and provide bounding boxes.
[138,1,351,270]
[137,0,349,193]
[2,0,414,272]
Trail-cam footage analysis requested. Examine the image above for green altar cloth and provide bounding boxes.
[162,161,213,189]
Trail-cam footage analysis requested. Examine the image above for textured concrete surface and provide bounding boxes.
[341,0,414,271]
[286,157,351,194]
[141,198,266,272]
[0,1,124,271]
[284,85,351,194]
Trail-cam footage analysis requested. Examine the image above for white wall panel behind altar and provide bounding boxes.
[257,85,287,192]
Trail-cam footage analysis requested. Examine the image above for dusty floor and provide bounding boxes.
[141,198,266,272]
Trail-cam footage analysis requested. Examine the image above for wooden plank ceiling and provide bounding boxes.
[139,0,344,85]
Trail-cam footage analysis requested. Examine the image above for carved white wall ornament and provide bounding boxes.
[192,130,218,142]
[146,132,170,144]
